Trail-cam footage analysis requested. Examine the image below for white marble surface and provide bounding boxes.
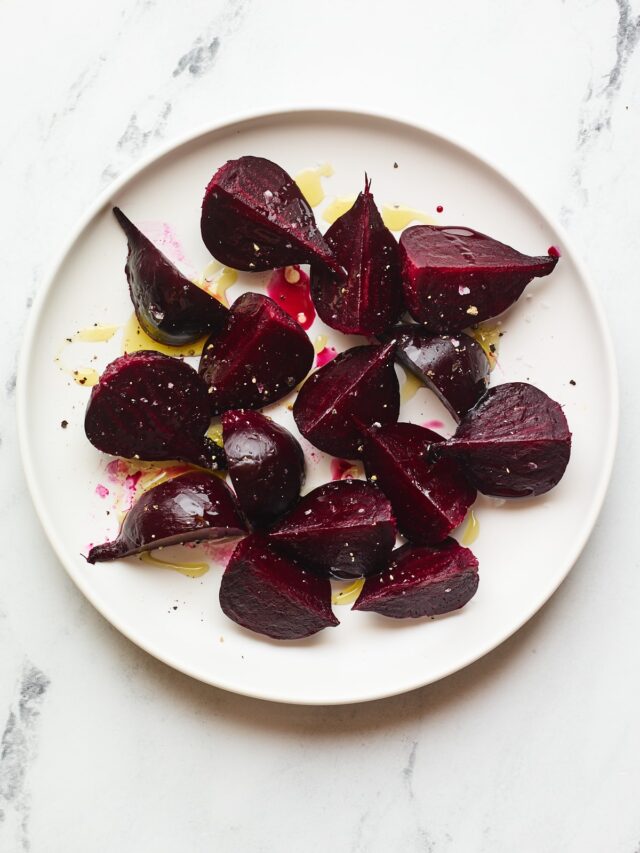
[0,0,638,850]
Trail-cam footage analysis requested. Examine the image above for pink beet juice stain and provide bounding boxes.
[548,245,561,258]
[423,419,445,430]
[95,484,109,498]
[316,346,337,368]
[266,266,315,330]
[330,458,358,480]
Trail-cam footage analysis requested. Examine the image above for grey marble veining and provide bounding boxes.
[1,0,639,850]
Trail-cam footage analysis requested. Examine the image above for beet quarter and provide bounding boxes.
[440,382,571,497]
[353,539,479,618]
[269,479,396,579]
[200,156,342,275]
[113,207,228,346]
[293,342,400,458]
[400,225,558,332]
[84,351,225,470]
[222,409,305,528]
[310,177,403,335]
[219,534,338,640]
[383,324,489,420]
[87,472,246,563]
[199,293,314,415]
[361,422,476,545]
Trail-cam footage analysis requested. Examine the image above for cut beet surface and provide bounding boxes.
[87,471,246,563]
[361,422,476,545]
[310,177,403,335]
[400,225,559,332]
[113,207,228,346]
[382,324,489,420]
[84,351,225,470]
[293,342,400,458]
[440,382,571,497]
[269,479,396,579]
[200,156,342,276]
[199,293,314,415]
[219,534,338,640]
[222,409,305,529]
[353,539,479,619]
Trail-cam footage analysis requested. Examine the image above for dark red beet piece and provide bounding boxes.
[293,342,400,458]
[382,324,489,421]
[219,534,338,640]
[400,225,559,332]
[84,351,225,470]
[353,539,479,618]
[200,156,342,276]
[310,177,403,335]
[440,382,571,497]
[113,207,228,346]
[87,471,246,563]
[199,293,314,416]
[222,410,305,529]
[361,422,476,545]
[269,479,396,579]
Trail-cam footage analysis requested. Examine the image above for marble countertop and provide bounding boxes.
[1,1,638,850]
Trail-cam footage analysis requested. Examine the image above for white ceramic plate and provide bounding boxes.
[18,108,617,705]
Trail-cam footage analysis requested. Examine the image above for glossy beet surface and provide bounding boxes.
[400,225,559,332]
[199,293,314,415]
[200,156,342,275]
[441,382,571,497]
[293,342,400,458]
[219,534,338,639]
[222,410,305,528]
[269,480,396,579]
[113,207,228,346]
[361,422,476,545]
[353,539,479,618]
[310,177,403,335]
[384,324,489,420]
[87,472,246,563]
[85,351,225,470]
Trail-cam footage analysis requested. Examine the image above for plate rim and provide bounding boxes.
[17,106,619,705]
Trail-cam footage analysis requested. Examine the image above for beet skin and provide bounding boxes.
[441,382,571,497]
[361,422,476,545]
[400,225,558,332]
[87,471,246,563]
[353,539,479,618]
[222,409,305,529]
[113,207,228,346]
[201,156,342,275]
[383,324,489,421]
[293,342,400,458]
[84,351,225,470]
[219,534,339,639]
[199,293,314,415]
[269,479,396,579]
[310,177,403,335]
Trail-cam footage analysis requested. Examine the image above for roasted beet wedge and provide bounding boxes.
[199,293,314,415]
[361,422,476,545]
[310,177,403,335]
[200,156,342,275]
[219,534,338,639]
[382,324,489,420]
[400,225,558,332]
[353,539,479,618]
[113,207,228,346]
[87,472,246,563]
[85,351,225,470]
[293,343,400,458]
[268,479,396,579]
[222,410,305,528]
[440,382,571,497]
